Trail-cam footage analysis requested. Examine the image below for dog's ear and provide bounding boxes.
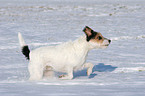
[83,26,93,37]
[83,26,96,41]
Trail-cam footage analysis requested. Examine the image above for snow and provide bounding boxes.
[0,0,145,95]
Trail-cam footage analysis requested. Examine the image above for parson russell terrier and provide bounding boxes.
[18,26,111,81]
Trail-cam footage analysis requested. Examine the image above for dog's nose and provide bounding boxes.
[108,40,111,43]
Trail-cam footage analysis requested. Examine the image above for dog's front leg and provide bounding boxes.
[59,67,73,80]
[83,63,94,76]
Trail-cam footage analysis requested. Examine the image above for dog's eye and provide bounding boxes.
[98,36,102,40]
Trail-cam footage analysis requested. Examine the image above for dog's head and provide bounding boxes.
[83,26,111,49]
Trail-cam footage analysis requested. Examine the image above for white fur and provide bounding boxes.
[18,33,109,80]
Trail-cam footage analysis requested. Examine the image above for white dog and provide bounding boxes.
[18,26,111,81]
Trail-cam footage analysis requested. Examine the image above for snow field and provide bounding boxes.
[0,0,145,96]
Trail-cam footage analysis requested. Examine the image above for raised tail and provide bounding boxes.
[18,32,30,60]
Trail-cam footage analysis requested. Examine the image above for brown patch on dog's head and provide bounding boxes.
[89,32,104,43]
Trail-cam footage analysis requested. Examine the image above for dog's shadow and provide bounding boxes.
[74,63,117,79]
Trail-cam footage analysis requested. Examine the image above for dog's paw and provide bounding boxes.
[59,74,73,80]
[59,74,66,78]
[87,67,93,76]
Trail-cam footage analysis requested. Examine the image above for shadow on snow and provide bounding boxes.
[73,63,117,79]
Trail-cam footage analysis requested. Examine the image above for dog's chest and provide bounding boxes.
[72,55,87,70]
[62,48,88,70]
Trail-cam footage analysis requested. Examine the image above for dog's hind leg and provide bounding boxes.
[43,66,54,79]
[28,62,43,81]
[83,63,94,76]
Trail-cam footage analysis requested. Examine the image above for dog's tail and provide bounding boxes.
[18,32,30,60]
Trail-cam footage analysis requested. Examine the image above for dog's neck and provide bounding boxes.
[72,36,91,56]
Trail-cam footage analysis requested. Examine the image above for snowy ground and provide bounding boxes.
[0,0,145,95]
